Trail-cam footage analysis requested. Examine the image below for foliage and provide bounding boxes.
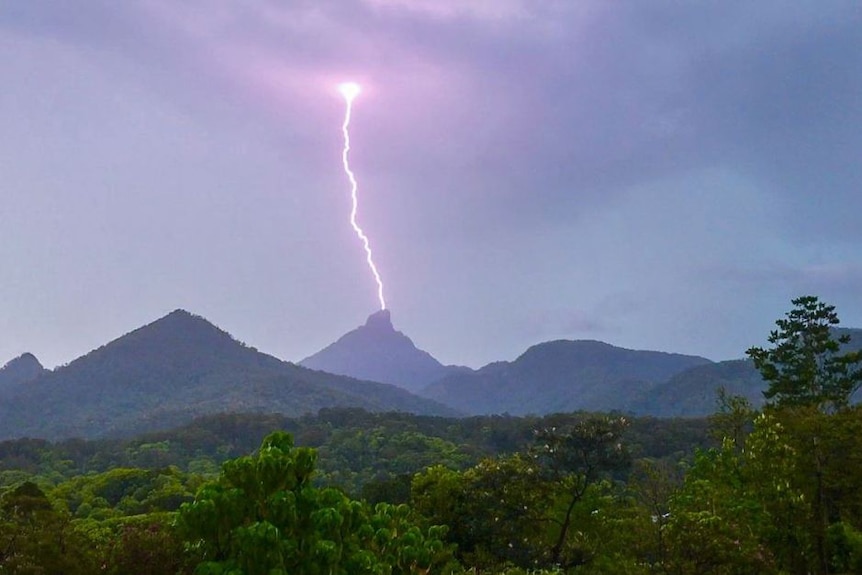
[178,431,456,575]
[531,416,630,567]
[99,514,196,575]
[50,466,200,519]
[413,416,631,572]
[316,427,472,495]
[0,481,97,574]
[708,388,755,449]
[747,295,862,411]
[0,409,711,495]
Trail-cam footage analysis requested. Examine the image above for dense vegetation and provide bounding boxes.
[2,296,862,574]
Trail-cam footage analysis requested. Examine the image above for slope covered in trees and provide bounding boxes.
[0,310,455,440]
[420,339,711,415]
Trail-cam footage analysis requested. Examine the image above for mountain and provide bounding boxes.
[300,310,469,393]
[631,327,862,416]
[631,359,766,417]
[0,353,46,395]
[420,340,712,415]
[0,310,456,440]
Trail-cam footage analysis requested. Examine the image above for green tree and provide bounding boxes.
[623,458,683,570]
[178,431,455,575]
[747,295,862,411]
[747,296,862,574]
[412,456,550,572]
[100,514,195,575]
[532,416,630,568]
[708,388,755,450]
[0,481,96,574]
[413,417,631,572]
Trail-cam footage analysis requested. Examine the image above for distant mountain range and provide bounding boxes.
[2,309,860,441]
[300,313,862,417]
[0,310,455,440]
[298,311,744,415]
[420,340,712,415]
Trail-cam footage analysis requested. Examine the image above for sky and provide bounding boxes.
[1,1,861,370]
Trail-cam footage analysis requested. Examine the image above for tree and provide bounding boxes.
[178,431,455,575]
[411,418,631,572]
[747,295,862,411]
[708,388,754,450]
[531,416,630,568]
[101,514,195,575]
[0,481,97,574]
[664,439,783,575]
[412,457,549,571]
[747,296,862,574]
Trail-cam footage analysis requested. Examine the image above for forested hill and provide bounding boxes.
[629,327,862,416]
[0,310,455,441]
[420,339,712,415]
[632,359,766,417]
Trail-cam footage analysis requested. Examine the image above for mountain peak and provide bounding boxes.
[364,309,393,331]
[3,352,42,369]
[0,352,47,391]
[135,309,237,347]
[300,310,460,392]
[166,308,196,319]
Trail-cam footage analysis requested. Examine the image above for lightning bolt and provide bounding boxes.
[339,82,386,310]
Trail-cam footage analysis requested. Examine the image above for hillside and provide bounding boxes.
[0,352,46,396]
[632,327,862,416]
[420,339,712,415]
[300,310,469,393]
[0,310,455,440]
[631,359,766,417]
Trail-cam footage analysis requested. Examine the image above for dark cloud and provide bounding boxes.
[1,1,860,367]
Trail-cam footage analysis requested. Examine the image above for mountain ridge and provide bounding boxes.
[0,309,456,440]
[420,339,713,415]
[2,311,859,438]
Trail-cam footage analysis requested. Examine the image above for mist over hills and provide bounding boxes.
[300,309,469,393]
[0,310,455,440]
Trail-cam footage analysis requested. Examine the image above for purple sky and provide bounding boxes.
[2,1,861,369]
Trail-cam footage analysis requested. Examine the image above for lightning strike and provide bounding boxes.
[339,82,387,310]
